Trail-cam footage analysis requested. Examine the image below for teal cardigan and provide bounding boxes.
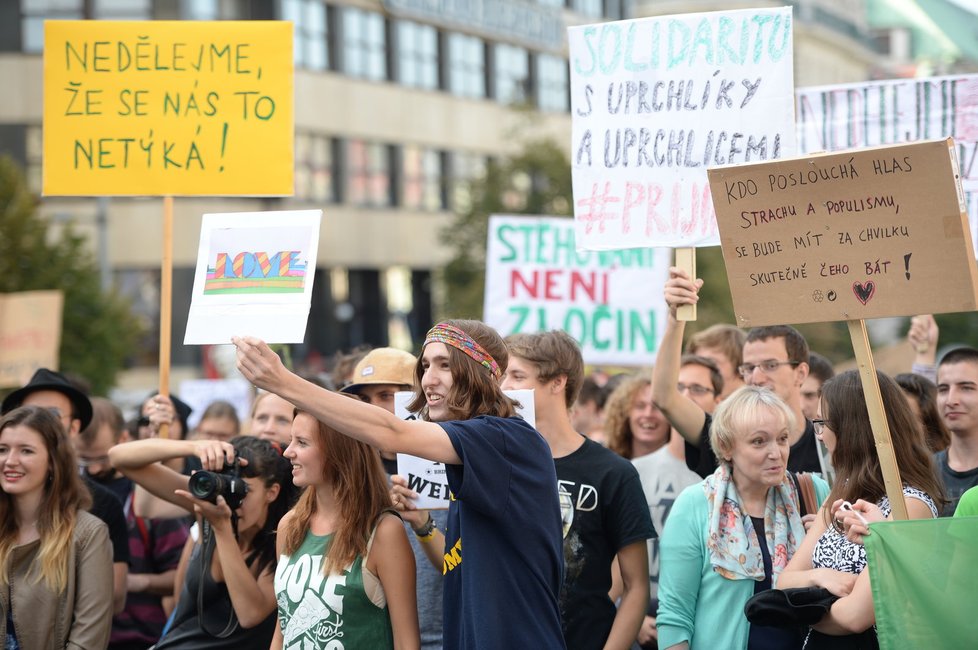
[657,474,830,650]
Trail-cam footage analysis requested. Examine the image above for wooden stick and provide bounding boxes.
[846,319,909,520]
[159,196,173,439]
[675,247,696,321]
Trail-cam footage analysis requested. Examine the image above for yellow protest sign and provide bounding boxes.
[43,21,293,196]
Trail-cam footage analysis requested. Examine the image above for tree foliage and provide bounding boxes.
[438,138,574,319]
[0,155,141,394]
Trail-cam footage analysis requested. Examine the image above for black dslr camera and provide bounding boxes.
[188,458,249,510]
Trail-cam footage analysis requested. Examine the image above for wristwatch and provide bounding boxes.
[413,514,436,538]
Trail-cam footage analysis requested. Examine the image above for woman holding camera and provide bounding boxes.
[109,435,296,649]
[272,409,419,649]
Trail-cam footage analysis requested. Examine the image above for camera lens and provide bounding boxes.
[189,470,224,502]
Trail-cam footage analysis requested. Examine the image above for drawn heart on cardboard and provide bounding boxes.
[852,281,876,305]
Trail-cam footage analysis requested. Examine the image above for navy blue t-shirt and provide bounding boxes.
[440,416,566,650]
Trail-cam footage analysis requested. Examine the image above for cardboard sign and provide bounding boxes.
[796,75,978,253]
[0,291,64,388]
[707,139,978,326]
[394,389,536,510]
[484,215,669,366]
[568,7,796,250]
[184,210,321,344]
[43,21,293,196]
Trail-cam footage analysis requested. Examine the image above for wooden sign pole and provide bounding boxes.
[158,196,173,439]
[846,319,909,521]
[675,247,696,321]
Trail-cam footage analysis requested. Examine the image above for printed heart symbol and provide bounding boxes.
[852,281,876,305]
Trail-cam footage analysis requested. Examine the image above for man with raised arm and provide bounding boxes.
[234,320,565,650]
[651,268,823,477]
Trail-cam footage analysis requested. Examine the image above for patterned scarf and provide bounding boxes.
[703,464,805,584]
[423,323,501,379]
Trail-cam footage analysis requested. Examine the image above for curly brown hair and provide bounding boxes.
[603,374,651,459]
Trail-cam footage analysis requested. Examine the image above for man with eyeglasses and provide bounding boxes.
[651,268,825,478]
[1,368,131,614]
[631,354,714,648]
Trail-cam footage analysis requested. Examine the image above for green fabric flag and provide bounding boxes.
[864,517,978,650]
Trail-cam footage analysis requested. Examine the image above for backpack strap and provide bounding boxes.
[790,471,807,517]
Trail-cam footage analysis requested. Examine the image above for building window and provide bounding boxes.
[22,0,84,54]
[283,0,329,70]
[448,33,486,99]
[182,0,248,20]
[570,0,603,18]
[347,140,392,207]
[493,44,529,105]
[93,0,152,18]
[451,152,488,213]
[397,21,438,90]
[25,125,43,194]
[402,146,446,211]
[295,132,335,202]
[342,7,387,81]
[536,54,568,112]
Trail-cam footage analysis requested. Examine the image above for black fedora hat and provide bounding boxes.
[1,368,93,431]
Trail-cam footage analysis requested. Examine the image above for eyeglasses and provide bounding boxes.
[737,360,800,378]
[677,383,715,396]
[811,419,832,435]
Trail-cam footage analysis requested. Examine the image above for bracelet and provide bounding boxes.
[412,514,436,538]
[416,530,436,543]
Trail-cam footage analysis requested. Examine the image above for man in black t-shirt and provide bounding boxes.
[503,331,656,650]
[2,368,130,613]
[653,268,825,477]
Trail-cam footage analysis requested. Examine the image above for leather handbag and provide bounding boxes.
[744,586,840,627]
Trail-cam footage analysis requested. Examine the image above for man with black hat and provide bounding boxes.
[2,368,131,614]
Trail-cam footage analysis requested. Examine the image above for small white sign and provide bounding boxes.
[185,210,322,345]
[394,389,536,510]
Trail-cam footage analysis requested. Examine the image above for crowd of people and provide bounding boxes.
[0,269,975,650]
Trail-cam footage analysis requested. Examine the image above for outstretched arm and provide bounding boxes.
[234,336,461,464]
[110,438,237,513]
[651,267,707,445]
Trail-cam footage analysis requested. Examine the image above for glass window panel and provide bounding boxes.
[21,0,84,53]
[536,54,568,112]
[451,152,487,213]
[448,34,485,99]
[294,132,335,202]
[494,44,529,105]
[397,21,438,90]
[343,8,387,81]
[347,140,391,207]
[285,0,328,70]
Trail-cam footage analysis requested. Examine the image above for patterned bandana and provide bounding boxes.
[703,464,805,585]
[423,323,501,379]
